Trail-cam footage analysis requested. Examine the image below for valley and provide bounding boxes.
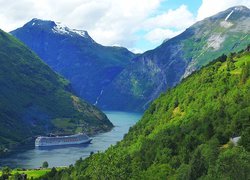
[0,4,249,180]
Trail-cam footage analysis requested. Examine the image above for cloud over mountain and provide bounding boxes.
[0,0,249,52]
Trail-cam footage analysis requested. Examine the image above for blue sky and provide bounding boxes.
[0,0,249,53]
[132,0,249,52]
[159,0,202,15]
[134,0,202,52]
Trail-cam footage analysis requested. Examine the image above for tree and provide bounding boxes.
[42,161,49,168]
[1,166,11,175]
[47,167,57,177]
[13,172,26,180]
[211,147,250,179]
[226,53,235,71]
[239,128,250,151]
[189,148,207,179]
[0,166,11,180]
[240,62,250,84]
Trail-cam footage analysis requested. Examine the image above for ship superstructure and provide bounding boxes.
[35,133,92,147]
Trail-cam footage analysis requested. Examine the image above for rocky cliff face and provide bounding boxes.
[98,6,250,111]
[11,19,135,105]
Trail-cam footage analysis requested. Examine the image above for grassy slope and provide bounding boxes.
[0,168,65,179]
[51,49,250,179]
[0,30,112,152]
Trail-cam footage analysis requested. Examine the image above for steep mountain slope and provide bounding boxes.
[0,29,112,153]
[47,47,250,179]
[11,19,135,105]
[99,6,250,111]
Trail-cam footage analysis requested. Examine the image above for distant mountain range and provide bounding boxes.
[98,6,250,111]
[11,6,250,112]
[0,29,112,153]
[11,19,136,106]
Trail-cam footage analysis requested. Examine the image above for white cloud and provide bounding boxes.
[0,0,195,51]
[144,5,195,30]
[2,0,248,52]
[142,5,195,46]
[143,1,250,48]
[0,0,250,51]
[0,1,196,51]
[0,0,37,31]
[0,0,162,49]
[81,0,162,47]
[145,28,183,44]
[197,0,250,21]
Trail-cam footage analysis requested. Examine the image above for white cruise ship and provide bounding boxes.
[35,133,92,147]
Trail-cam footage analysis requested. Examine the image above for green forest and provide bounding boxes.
[40,47,250,179]
[0,29,112,154]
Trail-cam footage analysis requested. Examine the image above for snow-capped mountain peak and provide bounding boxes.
[23,18,90,39]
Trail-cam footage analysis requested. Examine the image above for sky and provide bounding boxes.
[0,0,249,53]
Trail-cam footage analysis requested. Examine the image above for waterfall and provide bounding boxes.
[94,89,104,106]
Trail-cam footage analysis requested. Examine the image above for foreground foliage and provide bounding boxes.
[43,48,250,179]
[0,167,62,179]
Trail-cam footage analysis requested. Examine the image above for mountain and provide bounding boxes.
[0,29,112,154]
[45,47,250,179]
[98,6,250,111]
[11,19,136,106]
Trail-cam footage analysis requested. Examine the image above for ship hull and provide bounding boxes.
[35,133,92,147]
[35,138,92,147]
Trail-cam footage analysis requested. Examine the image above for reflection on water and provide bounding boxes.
[0,111,142,168]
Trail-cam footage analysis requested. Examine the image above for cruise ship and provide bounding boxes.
[35,133,92,147]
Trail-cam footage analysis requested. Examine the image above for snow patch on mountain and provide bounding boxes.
[219,10,234,28]
[234,6,246,11]
[225,10,234,21]
[52,22,70,35]
[52,22,87,38]
[71,29,87,37]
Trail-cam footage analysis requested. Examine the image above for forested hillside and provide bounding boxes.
[0,29,112,154]
[44,47,250,179]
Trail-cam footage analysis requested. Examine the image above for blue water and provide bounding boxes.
[0,111,142,168]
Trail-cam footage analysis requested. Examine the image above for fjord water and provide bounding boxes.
[0,111,142,168]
